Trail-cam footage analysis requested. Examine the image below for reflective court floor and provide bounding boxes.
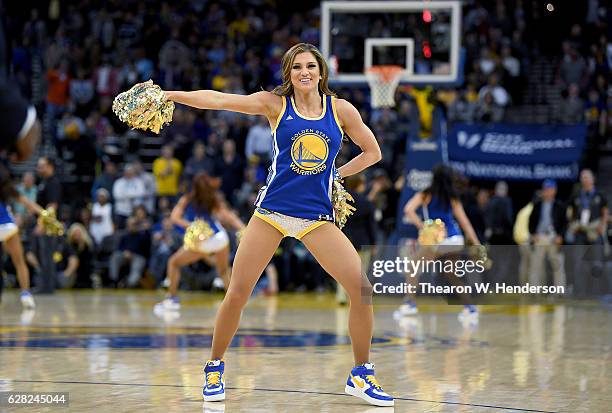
[0,291,610,412]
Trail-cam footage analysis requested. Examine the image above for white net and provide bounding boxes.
[365,66,404,108]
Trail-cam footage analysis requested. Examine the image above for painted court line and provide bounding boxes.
[11,379,559,413]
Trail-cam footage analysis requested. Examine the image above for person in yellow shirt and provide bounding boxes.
[406,86,434,138]
[153,145,183,198]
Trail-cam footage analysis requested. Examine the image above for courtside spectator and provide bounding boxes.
[14,172,37,221]
[213,139,245,205]
[58,223,94,288]
[529,180,567,289]
[36,156,62,210]
[108,217,150,288]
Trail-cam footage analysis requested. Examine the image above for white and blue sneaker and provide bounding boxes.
[154,296,180,314]
[345,363,394,407]
[203,359,225,402]
[458,304,479,324]
[20,290,35,309]
[393,299,418,319]
[212,277,225,291]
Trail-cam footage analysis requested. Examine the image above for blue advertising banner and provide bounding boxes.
[447,123,586,181]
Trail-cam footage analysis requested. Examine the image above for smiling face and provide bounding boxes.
[290,52,321,93]
[274,43,334,98]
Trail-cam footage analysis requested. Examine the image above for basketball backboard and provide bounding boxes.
[321,1,463,85]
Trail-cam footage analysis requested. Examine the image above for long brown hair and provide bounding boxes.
[423,164,459,209]
[0,164,19,203]
[189,173,220,213]
[271,43,336,97]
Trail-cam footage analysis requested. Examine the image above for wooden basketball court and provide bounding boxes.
[0,290,608,412]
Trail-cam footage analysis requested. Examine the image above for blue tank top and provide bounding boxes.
[255,94,343,221]
[0,203,15,225]
[175,201,222,235]
[424,196,461,237]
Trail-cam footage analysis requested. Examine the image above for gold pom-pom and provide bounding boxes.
[183,220,215,251]
[112,80,174,134]
[332,177,356,230]
[418,219,447,246]
[469,244,493,269]
[38,207,65,236]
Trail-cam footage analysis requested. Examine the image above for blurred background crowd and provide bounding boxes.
[1,0,610,295]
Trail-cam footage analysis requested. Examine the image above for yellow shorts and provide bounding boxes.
[254,208,327,240]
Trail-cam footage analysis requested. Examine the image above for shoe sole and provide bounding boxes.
[345,384,394,407]
[458,316,479,325]
[202,392,225,402]
[393,310,418,319]
[153,305,180,313]
[458,312,479,321]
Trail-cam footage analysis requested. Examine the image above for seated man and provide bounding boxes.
[149,216,181,285]
[109,217,150,287]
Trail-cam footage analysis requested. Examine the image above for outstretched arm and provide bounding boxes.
[164,90,282,120]
[17,194,44,215]
[334,99,382,178]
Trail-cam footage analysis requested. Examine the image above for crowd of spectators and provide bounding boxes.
[2,1,610,294]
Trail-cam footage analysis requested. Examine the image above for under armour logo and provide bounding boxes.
[286,115,294,120]
[457,131,481,149]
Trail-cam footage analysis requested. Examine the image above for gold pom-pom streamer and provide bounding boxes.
[112,80,174,134]
[38,207,65,236]
[469,244,493,270]
[418,219,447,246]
[332,177,356,230]
[183,220,215,251]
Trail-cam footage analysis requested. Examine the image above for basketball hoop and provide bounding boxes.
[365,65,404,108]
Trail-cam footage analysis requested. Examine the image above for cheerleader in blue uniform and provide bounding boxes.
[154,173,244,313]
[0,166,47,308]
[400,164,483,322]
[164,43,393,406]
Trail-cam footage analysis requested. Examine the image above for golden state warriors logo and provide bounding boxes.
[290,129,329,175]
